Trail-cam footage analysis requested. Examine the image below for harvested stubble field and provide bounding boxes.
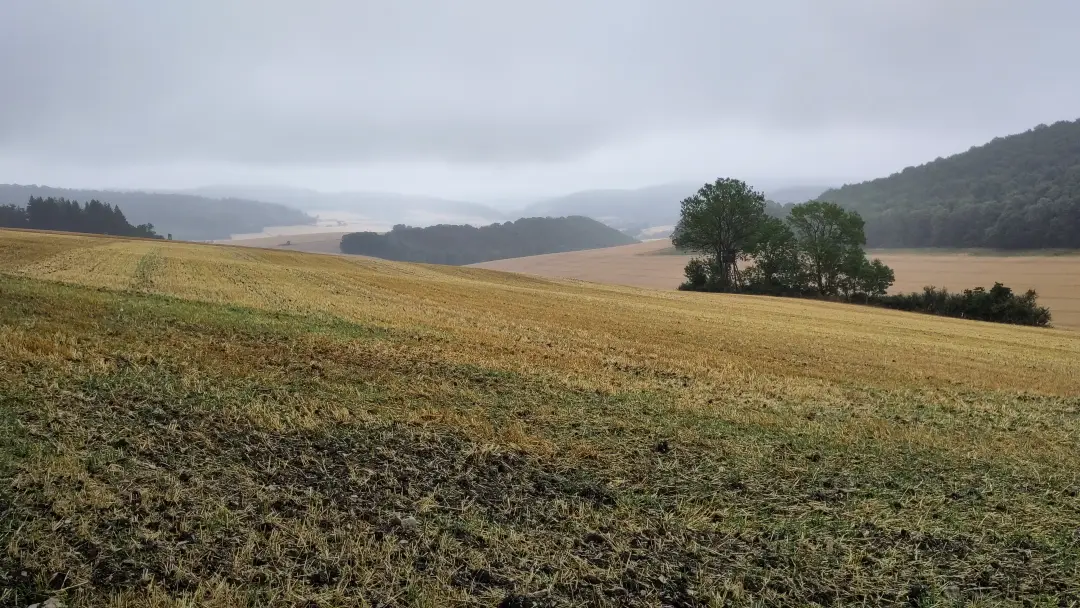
[1,228,1080,607]
[473,241,1080,330]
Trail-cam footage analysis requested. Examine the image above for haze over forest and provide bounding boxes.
[3,1,1079,237]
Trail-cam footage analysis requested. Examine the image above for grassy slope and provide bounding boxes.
[1,229,1079,607]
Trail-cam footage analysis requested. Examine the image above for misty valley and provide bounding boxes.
[3,5,1080,606]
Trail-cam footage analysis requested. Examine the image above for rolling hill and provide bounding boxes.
[821,119,1080,249]
[0,184,314,241]
[1,229,1079,606]
[521,183,696,232]
[339,215,637,264]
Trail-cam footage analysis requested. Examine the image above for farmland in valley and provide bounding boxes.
[474,240,1080,329]
[2,228,1080,606]
[218,231,349,255]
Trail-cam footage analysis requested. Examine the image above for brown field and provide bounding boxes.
[474,240,1080,329]
[2,229,1080,606]
[217,231,347,254]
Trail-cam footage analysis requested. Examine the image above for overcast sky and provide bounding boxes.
[1,0,1078,200]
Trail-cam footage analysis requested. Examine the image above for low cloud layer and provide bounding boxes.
[2,0,1078,197]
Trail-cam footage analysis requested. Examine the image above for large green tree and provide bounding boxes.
[787,201,866,296]
[840,255,895,301]
[674,181,895,302]
[672,178,768,291]
[742,216,803,293]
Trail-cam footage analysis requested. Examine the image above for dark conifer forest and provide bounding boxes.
[0,197,162,239]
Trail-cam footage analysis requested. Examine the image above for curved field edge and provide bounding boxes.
[0,229,1079,606]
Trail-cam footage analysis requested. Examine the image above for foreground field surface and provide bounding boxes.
[473,241,1080,330]
[2,229,1080,607]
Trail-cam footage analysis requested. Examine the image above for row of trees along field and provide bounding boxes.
[673,178,1051,326]
[0,197,162,239]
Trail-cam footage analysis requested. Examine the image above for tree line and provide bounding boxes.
[0,197,162,239]
[878,284,1050,326]
[340,216,636,265]
[673,178,1051,326]
[820,119,1080,249]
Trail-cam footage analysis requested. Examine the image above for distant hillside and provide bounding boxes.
[821,119,1080,249]
[522,184,695,231]
[766,185,835,205]
[340,216,637,265]
[522,183,830,235]
[0,185,313,241]
[180,186,507,225]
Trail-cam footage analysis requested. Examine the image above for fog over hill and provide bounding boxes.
[5,1,1076,247]
[177,185,508,225]
[0,180,832,243]
[170,181,834,239]
[519,182,833,233]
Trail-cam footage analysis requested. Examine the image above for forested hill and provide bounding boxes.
[0,185,313,241]
[340,216,638,264]
[820,119,1080,249]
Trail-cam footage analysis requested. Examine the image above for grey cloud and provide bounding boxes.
[1,0,1078,177]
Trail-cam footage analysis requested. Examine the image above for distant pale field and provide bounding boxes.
[217,231,348,254]
[224,209,502,242]
[474,240,1080,329]
[223,211,394,241]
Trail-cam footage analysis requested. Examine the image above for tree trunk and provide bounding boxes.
[715,247,739,291]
